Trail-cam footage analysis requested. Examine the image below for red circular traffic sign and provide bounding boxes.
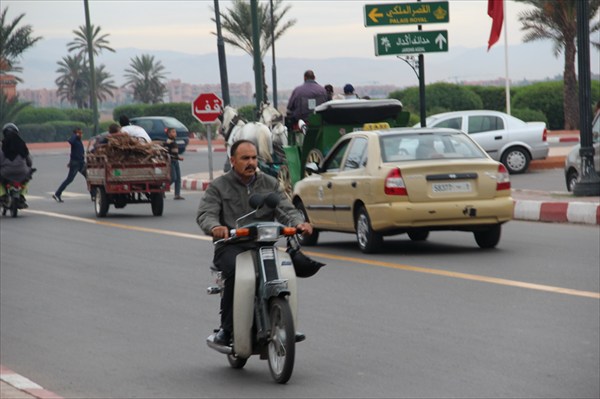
[192,93,223,123]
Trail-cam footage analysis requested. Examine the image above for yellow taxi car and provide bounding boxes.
[292,125,514,253]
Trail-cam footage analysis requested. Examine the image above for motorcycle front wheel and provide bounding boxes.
[227,353,248,369]
[10,197,18,217]
[267,297,295,384]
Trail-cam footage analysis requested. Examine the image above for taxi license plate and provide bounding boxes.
[432,182,472,193]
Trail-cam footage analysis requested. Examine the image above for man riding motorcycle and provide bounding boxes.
[0,123,34,208]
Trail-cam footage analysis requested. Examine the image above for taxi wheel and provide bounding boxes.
[474,225,501,249]
[355,206,383,254]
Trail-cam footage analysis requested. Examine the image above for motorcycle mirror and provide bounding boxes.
[264,192,280,209]
[248,193,265,209]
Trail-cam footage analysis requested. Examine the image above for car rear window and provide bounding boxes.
[162,117,187,129]
[381,133,487,162]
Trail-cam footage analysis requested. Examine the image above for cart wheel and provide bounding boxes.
[150,193,164,216]
[277,165,293,200]
[94,187,109,217]
[305,149,323,177]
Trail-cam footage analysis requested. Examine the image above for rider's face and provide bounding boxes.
[231,142,258,180]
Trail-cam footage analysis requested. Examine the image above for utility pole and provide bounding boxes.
[213,0,230,106]
[83,0,98,136]
[250,0,264,111]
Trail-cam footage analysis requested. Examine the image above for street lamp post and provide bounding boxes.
[573,0,600,196]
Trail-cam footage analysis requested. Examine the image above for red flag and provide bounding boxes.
[487,0,504,51]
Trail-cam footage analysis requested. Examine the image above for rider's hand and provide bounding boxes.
[211,226,229,239]
[296,222,313,236]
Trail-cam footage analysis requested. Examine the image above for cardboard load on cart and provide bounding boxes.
[91,133,168,163]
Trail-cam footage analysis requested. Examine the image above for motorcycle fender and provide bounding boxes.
[277,250,298,329]
[233,251,255,358]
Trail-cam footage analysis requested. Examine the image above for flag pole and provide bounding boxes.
[503,0,511,115]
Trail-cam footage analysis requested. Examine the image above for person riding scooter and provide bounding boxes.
[0,123,34,208]
[196,139,313,346]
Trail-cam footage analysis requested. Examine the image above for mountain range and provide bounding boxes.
[16,38,591,92]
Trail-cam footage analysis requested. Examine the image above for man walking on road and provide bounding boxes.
[53,127,87,203]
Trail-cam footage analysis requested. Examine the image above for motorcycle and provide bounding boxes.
[1,169,35,218]
[206,192,324,384]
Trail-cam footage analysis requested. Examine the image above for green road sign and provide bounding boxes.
[365,2,449,27]
[375,31,448,56]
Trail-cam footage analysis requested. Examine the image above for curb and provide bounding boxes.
[513,200,600,225]
[547,136,579,143]
[0,365,63,399]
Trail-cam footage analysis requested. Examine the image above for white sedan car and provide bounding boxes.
[414,110,549,174]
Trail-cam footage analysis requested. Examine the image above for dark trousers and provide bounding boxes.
[55,160,87,197]
[213,242,256,333]
[170,160,181,196]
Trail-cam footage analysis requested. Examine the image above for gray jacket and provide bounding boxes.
[197,170,304,235]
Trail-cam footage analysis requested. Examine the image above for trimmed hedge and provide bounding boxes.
[15,107,68,124]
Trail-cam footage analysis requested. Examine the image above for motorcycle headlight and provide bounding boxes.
[256,225,279,241]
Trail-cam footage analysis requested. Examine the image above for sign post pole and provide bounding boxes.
[206,125,213,181]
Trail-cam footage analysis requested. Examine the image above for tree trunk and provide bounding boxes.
[262,62,269,104]
[563,37,578,130]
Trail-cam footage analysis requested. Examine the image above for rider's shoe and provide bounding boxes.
[214,328,232,346]
[295,332,306,343]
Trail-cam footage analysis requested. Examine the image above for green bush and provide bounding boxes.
[465,86,514,112]
[64,108,94,125]
[113,104,147,122]
[390,83,482,117]
[512,81,563,129]
[15,107,68,125]
[19,123,56,143]
[238,104,257,122]
[511,108,548,124]
[45,121,92,141]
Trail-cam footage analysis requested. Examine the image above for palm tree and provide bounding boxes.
[0,7,42,81]
[67,24,115,57]
[55,54,88,108]
[0,92,30,126]
[123,54,168,104]
[55,54,116,108]
[90,64,117,103]
[517,0,600,130]
[212,0,297,101]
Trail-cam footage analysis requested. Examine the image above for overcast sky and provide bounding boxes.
[4,0,542,58]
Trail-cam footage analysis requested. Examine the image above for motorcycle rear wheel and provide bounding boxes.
[267,297,295,384]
